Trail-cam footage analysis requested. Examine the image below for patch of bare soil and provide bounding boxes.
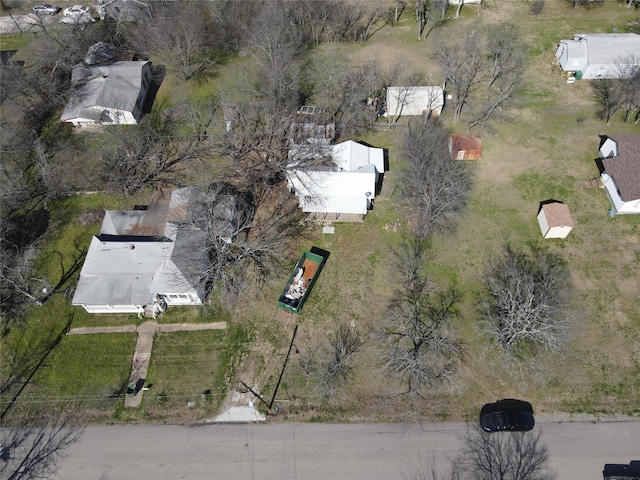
[78,210,104,225]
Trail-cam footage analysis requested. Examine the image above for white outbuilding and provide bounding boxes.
[385,86,444,121]
[537,202,574,239]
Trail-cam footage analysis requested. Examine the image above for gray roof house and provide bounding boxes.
[598,135,640,215]
[73,187,213,316]
[93,0,151,21]
[61,59,153,126]
[555,33,640,79]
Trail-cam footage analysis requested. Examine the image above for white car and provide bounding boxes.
[33,3,61,15]
[60,5,95,23]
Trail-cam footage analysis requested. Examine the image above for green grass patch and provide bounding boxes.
[141,321,252,417]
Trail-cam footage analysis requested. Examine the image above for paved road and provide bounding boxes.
[0,13,49,34]
[53,421,640,480]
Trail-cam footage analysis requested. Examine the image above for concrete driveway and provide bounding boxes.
[0,12,53,34]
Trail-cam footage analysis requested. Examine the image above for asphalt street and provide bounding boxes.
[52,421,640,480]
[0,13,48,34]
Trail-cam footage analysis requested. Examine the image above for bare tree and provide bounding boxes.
[305,48,351,114]
[379,235,464,396]
[530,1,546,15]
[398,119,473,236]
[402,427,555,480]
[214,98,293,190]
[355,0,390,43]
[414,0,429,40]
[456,427,556,480]
[468,25,525,131]
[204,0,260,51]
[184,183,302,307]
[479,243,572,360]
[590,56,640,124]
[248,1,307,111]
[0,242,52,312]
[290,0,334,44]
[619,70,640,123]
[176,97,219,141]
[335,64,384,134]
[311,323,363,401]
[414,0,445,41]
[126,1,220,81]
[96,112,204,196]
[330,1,365,42]
[3,16,107,134]
[0,407,85,480]
[592,79,624,124]
[437,30,486,122]
[393,0,409,23]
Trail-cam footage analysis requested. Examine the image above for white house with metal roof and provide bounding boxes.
[72,188,210,316]
[286,140,385,222]
[61,60,153,126]
[555,33,640,79]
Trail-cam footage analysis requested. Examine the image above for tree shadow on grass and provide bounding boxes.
[0,315,74,421]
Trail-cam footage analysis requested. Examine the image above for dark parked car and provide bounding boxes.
[603,461,640,480]
[33,3,61,15]
[480,398,535,432]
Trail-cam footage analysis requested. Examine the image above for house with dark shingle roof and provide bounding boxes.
[61,53,153,126]
[598,135,640,215]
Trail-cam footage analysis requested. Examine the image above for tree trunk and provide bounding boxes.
[455,0,464,17]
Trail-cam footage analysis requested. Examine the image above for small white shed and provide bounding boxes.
[385,86,444,120]
[537,202,574,239]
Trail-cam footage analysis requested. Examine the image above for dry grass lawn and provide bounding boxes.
[234,0,640,423]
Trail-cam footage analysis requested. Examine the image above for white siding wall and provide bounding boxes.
[599,138,618,158]
[537,211,550,238]
[162,293,202,305]
[82,305,144,314]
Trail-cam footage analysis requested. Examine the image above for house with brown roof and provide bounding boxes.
[537,201,574,239]
[449,134,482,160]
[597,135,640,215]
